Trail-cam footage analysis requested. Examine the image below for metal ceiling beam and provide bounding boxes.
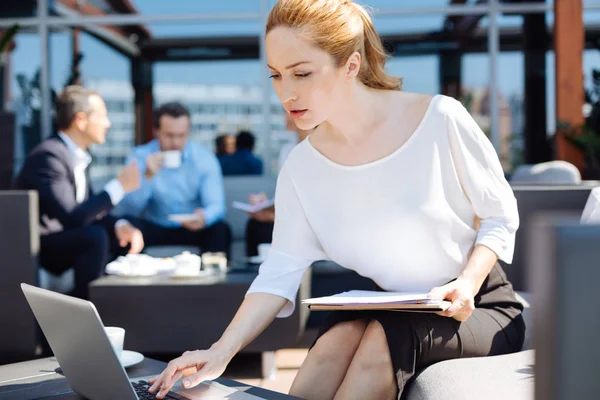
[453,0,487,39]
[444,0,487,42]
[133,23,600,62]
[0,3,560,28]
[54,2,140,57]
[103,0,151,38]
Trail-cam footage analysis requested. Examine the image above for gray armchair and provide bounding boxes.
[404,184,596,400]
[0,191,40,364]
[223,175,277,262]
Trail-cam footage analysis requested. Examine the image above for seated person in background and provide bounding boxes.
[245,114,312,257]
[219,131,264,176]
[115,102,231,258]
[14,85,143,299]
[215,134,236,157]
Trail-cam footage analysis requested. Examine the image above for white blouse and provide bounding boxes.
[247,95,519,318]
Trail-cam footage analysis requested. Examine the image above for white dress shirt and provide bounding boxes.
[246,95,519,318]
[278,140,297,173]
[58,133,125,206]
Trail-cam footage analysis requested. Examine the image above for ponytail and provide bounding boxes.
[353,3,402,91]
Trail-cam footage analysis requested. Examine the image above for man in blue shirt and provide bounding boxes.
[218,131,264,176]
[116,102,231,256]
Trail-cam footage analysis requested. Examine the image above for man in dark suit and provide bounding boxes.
[14,85,144,299]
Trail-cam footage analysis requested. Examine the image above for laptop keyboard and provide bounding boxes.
[132,380,190,400]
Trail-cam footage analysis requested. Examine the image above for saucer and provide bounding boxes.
[169,269,214,279]
[118,270,158,278]
[169,273,201,279]
[120,350,144,368]
[247,256,265,264]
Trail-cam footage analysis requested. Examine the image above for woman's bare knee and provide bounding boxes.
[353,320,394,372]
[290,319,369,399]
[332,321,396,400]
[310,319,369,362]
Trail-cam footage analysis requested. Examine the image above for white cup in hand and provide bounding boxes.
[105,326,125,360]
[162,150,182,169]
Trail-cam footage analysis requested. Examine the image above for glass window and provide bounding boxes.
[6,28,41,181]
[74,32,134,188]
[131,0,261,16]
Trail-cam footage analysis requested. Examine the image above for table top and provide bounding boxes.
[0,357,298,400]
[91,264,261,288]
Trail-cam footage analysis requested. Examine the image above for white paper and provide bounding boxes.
[232,199,275,213]
[168,213,202,223]
[302,290,443,306]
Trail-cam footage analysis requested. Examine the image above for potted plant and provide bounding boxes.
[16,68,44,157]
[562,68,600,180]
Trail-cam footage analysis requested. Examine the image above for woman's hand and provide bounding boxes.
[147,347,233,399]
[428,278,477,322]
[148,293,288,398]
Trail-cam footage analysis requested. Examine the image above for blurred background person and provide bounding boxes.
[219,130,264,176]
[115,102,231,258]
[215,133,236,157]
[14,85,143,299]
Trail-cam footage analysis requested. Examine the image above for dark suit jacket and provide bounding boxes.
[218,149,264,176]
[13,135,116,236]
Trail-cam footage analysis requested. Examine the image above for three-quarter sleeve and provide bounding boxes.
[445,98,519,263]
[246,165,328,317]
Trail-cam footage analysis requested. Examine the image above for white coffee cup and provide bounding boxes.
[173,252,201,276]
[162,150,182,169]
[105,326,125,360]
[257,243,271,259]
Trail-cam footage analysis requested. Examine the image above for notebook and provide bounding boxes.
[302,290,451,312]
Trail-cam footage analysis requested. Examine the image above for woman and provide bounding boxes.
[149,1,525,399]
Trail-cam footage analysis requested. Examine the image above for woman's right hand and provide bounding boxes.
[147,347,233,399]
[148,293,287,399]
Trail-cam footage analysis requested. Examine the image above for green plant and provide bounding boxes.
[16,68,40,111]
[562,68,600,171]
[507,133,524,171]
[561,122,600,170]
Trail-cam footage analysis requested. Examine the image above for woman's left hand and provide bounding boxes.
[428,278,477,322]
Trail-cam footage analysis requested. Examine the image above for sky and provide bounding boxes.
[9,0,600,132]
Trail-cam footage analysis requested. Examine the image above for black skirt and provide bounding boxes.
[312,263,526,397]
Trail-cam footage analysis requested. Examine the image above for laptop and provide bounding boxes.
[21,283,260,400]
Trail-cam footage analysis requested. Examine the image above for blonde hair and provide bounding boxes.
[266,0,402,91]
